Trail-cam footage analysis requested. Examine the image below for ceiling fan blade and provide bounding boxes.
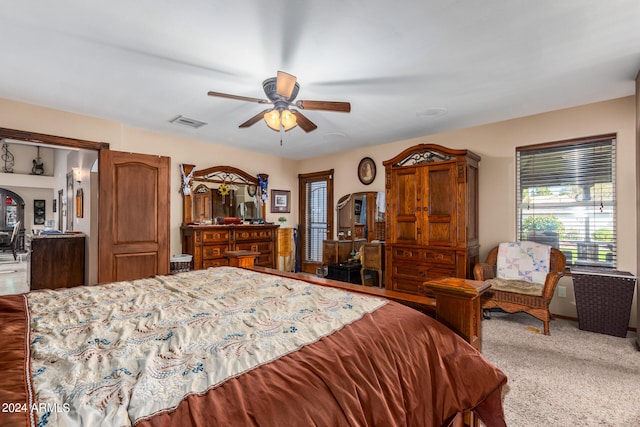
[276,71,297,98]
[208,91,270,104]
[291,110,318,133]
[296,100,351,113]
[239,109,272,128]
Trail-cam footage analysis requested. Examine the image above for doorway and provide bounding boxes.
[298,169,333,274]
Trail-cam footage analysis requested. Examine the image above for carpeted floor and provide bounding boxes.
[481,312,640,426]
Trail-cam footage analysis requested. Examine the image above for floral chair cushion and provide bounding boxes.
[496,241,551,285]
[485,278,545,296]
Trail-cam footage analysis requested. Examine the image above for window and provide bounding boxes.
[516,135,616,268]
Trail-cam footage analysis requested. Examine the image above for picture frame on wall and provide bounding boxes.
[270,189,290,213]
[34,199,45,225]
[76,188,84,218]
[358,157,376,185]
[66,172,74,231]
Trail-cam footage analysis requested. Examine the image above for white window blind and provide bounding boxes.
[304,181,327,263]
[516,135,616,268]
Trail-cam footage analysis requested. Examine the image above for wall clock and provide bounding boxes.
[358,157,376,185]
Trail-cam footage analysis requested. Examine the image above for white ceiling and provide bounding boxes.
[1,1,639,160]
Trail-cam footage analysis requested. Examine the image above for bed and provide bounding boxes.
[0,266,507,427]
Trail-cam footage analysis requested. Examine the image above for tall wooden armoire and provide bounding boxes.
[383,144,480,294]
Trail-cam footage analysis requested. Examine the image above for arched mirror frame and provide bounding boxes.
[181,164,267,224]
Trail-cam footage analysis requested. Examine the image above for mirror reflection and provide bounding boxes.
[192,183,262,224]
[336,192,379,241]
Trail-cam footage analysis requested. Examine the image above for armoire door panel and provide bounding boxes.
[391,168,421,244]
[427,167,454,216]
[427,221,453,245]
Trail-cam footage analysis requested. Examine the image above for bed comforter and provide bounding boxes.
[0,267,506,427]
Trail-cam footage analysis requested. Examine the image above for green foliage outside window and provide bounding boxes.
[522,216,564,234]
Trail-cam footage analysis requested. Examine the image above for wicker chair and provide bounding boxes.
[474,244,566,335]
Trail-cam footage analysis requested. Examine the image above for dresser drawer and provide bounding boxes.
[202,229,230,243]
[203,258,229,268]
[392,278,426,295]
[391,247,424,260]
[423,249,455,265]
[236,241,273,253]
[235,229,273,241]
[203,244,228,259]
[391,246,455,265]
[392,261,429,281]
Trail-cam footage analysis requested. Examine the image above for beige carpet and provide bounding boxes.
[481,312,640,426]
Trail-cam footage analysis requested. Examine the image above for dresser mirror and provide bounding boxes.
[336,191,379,241]
[181,164,267,224]
[192,183,261,222]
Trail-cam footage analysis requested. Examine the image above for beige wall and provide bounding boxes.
[0,97,300,248]
[1,95,637,328]
[299,96,637,327]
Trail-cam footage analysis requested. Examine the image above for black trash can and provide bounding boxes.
[571,267,636,338]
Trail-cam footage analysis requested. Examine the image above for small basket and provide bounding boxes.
[170,254,193,274]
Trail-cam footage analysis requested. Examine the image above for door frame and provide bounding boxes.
[0,126,107,281]
[298,169,334,274]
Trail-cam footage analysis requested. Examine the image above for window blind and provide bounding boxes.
[516,135,616,268]
[304,180,327,263]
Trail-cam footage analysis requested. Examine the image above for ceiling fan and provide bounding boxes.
[207,71,351,133]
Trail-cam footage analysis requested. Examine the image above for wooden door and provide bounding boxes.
[98,150,170,283]
[425,162,456,246]
[390,166,422,245]
[298,170,333,274]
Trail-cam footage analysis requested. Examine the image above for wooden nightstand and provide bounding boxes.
[225,250,261,268]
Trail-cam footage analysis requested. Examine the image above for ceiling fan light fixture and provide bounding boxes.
[208,71,349,134]
[264,108,297,132]
[264,109,281,131]
[281,109,297,131]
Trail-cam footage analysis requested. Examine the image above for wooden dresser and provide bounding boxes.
[383,144,480,294]
[181,224,278,269]
[30,233,85,290]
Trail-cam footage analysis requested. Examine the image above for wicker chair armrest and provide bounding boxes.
[473,263,496,281]
[541,271,563,300]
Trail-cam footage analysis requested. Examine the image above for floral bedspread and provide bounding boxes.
[26,267,387,426]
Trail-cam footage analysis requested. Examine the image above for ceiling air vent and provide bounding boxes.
[170,115,207,129]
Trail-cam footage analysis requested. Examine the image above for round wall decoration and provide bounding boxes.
[357,157,376,185]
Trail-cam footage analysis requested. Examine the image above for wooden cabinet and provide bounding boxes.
[384,144,480,294]
[182,224,278,270]
[322,239,367,267]
[30,234,85,290]
[277,228,295,272]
